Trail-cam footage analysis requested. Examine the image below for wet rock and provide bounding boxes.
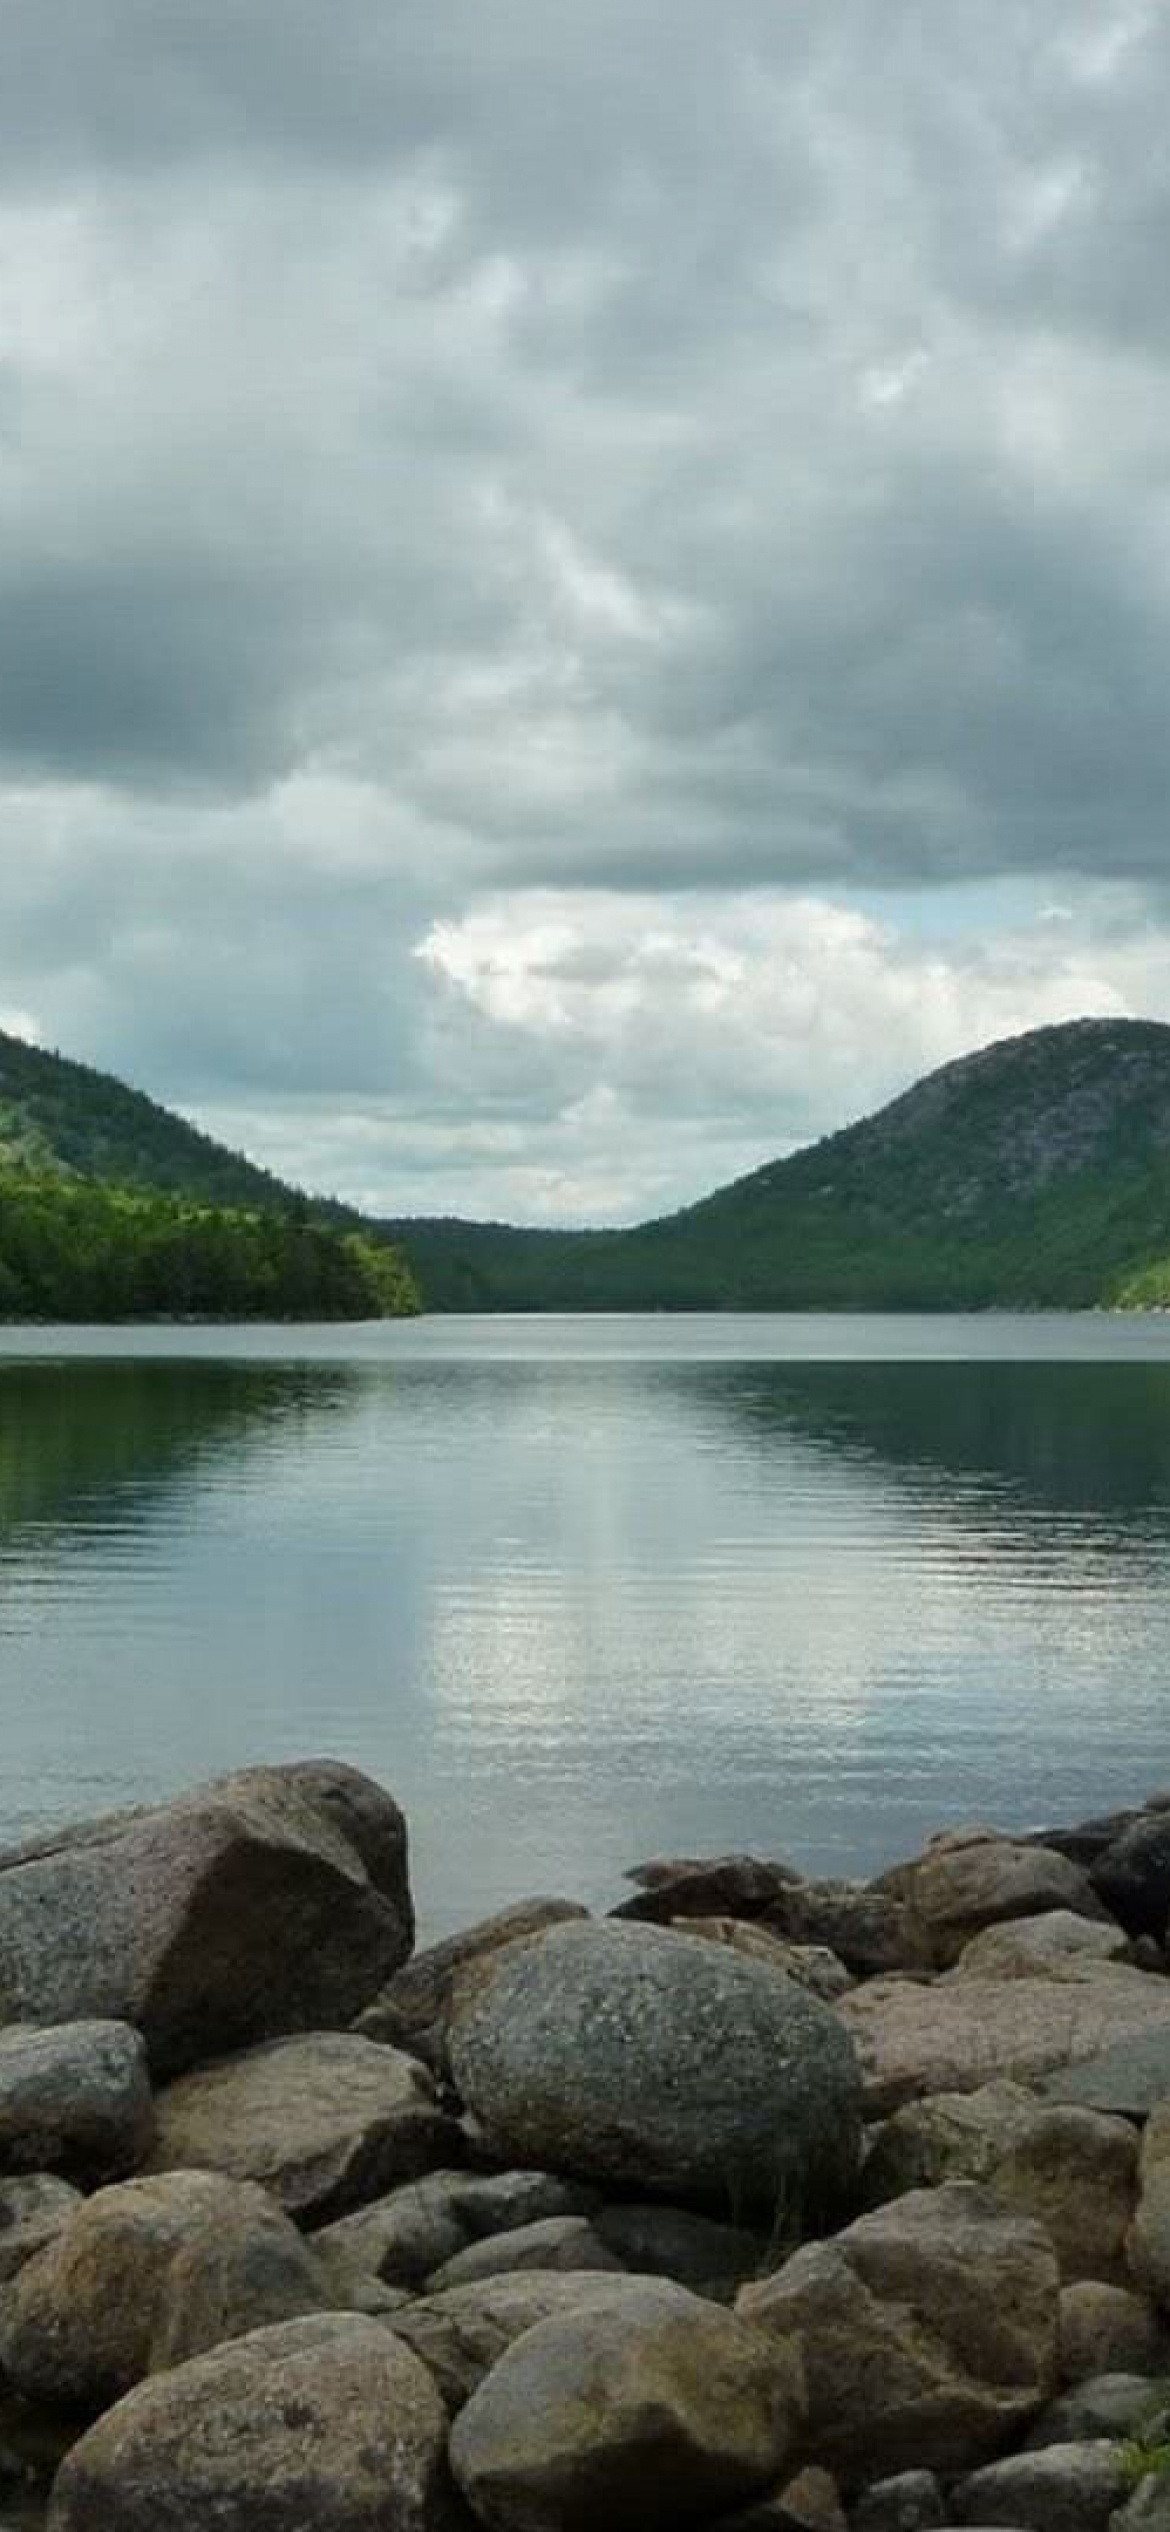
[0,1761,413,2077]
[839,1963,1170,2113]
[951,2439,1129,2531]
[448,1920,862,2221]
[146,2031,456,2223]
[0,2022,154,2184]
[449,2275,804,2532]
[47,2312,447,2532]
[738,2181,1059,2481]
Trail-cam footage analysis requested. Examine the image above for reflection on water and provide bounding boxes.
[2,1322,1170,1935]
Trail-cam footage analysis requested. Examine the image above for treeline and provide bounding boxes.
[0,1177,419,1321]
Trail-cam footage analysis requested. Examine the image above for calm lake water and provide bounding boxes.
[2,1312,1170,1938]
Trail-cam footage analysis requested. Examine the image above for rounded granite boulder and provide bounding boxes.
[447,1919,862,2223]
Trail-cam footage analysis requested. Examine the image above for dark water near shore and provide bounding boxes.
[3,1313,1170,1937]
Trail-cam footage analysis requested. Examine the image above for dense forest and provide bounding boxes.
[0,1176,418,1321]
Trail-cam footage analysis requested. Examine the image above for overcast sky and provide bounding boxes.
[3,0,1170,1223]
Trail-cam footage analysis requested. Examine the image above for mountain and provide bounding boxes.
[0,1030,418,1320]
[385,1018,1170,1310]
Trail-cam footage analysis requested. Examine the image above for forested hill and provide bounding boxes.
[384,1018,1170,1310]
[0,1031,418,1320]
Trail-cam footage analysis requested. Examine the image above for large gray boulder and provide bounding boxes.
[738,2182,1059,2481]
[0,2168,334,2409]
[145,2032,456,2223]
[448,1921,862,2220]
[0,1762,413,2076]
[47,2313,447,2532]
[449,2276,805,2532]
[0,2021,154,2184]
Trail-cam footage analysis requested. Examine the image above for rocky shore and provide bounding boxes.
[5,1768,1170,2525]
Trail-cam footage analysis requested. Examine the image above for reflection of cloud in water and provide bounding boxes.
[4,1350,1170,1923]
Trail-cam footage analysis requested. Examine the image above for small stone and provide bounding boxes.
[1025,2374,1170,2448]
[951,2438,1130,2531]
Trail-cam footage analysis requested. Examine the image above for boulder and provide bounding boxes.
[355,1896,587,2051]
[1042,2027,1170,2118]
[763,1881,930,1979]
[839,1963,1170,2113]
[0,2173,81,2281]
[1131,2102,1170,2310]
[1092,1812,1170,1939]
[850,2473,946,2531]
[679,1920,852,2000]
[449,2275,804,2532]
[891,1833,1112,1969]
[145,2032,455,2223]
[1111,2478,1170,2530]
[861,2083,1138,2282]
[0,1762,413,2076]
[738,2182,1059,2481]
[773,2466,847,2530]
[47,2312,447,2532]
[613,1856,799,1923]
[951,2440,1130,2530]
[955,1912,1131,1979]
[1026,2374,1170,2448]
[448,1920,862,2221]
[424,2213,624,2291]
[593,2201,764,2296]
[0,2021,154,2184]
[0,2168,333,2409]
[315,2167,597,2293]
[1058,2284,1168,2383]
[388,2271,680,2414]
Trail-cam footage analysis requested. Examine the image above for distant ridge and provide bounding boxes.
[384,1017,1170,1310]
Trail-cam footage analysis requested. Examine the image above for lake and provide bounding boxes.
[2,1312,1170,1939]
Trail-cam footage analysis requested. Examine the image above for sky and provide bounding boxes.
[4,0,1170,1225]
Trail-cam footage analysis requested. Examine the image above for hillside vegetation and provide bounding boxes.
[0,1031,417,1320]
[384,1018,1170,1310]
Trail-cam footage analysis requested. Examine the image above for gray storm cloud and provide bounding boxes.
[1,0,1168,1215]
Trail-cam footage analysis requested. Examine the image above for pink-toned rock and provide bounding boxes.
[839,1962,1170,2113]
